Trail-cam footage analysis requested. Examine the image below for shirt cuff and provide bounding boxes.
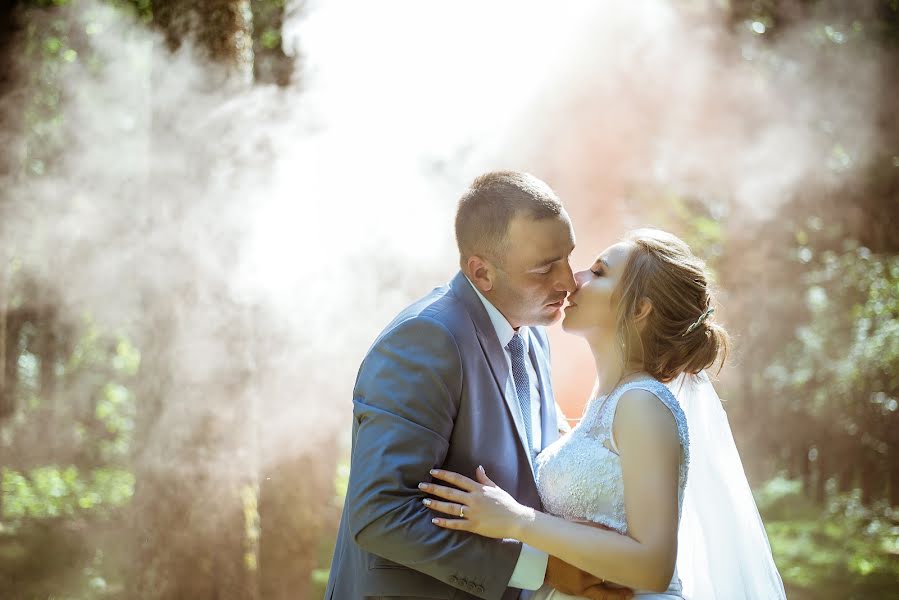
[507,543,549,590]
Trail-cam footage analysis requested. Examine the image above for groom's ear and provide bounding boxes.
[467,255,495,292]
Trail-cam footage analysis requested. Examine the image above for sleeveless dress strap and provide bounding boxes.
[596,379,690,463]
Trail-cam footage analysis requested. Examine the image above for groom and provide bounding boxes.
[326,171,619,600]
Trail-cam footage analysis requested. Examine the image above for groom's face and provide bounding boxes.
[488,213,577,328]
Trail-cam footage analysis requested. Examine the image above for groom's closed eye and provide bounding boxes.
[529,262,556,275]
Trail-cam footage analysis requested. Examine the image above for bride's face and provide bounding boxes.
[562,242,634,337]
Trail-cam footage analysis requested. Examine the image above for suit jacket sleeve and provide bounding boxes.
[347,315,522,599]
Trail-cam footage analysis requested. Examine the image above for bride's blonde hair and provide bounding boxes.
[614,228,729,382]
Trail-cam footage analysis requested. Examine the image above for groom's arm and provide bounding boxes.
[347,316,521,600]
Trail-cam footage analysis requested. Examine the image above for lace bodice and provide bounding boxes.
[535,378,690,535]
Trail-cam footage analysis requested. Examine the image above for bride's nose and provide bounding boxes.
[574,270,591,288]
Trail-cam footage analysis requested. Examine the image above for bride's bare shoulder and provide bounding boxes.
[612,388,680,451]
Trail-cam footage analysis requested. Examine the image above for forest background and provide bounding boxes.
[0,1,897,599]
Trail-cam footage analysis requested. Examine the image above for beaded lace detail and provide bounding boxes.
[535,378,690,535]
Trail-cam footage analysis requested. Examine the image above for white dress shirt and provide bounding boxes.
[467,278,549,592]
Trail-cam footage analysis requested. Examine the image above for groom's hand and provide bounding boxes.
[545,555,633,600]
[581,582,634,600]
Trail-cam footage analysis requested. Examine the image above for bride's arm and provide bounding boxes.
[421,389,681,593]
[520,389,680,591]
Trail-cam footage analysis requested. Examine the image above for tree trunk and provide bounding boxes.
[813,444,827,504]
[129,4,260,598]
[835,432,855,494]
[0,256,6,523]
[859,451,879,506]
[258,449,339,600]
[32,305,62,464]
[0,0,21,423]
[890,447,899,507]
[0,259,8,420]
[130,292,261,600]
[1,308,28,422]
[154,0,254,85]
[799,445,812,499]
[888,410,899,506]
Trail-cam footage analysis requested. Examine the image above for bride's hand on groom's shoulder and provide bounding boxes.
[418,466,533,540]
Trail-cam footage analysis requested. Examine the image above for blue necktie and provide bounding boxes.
[506,333,534,456]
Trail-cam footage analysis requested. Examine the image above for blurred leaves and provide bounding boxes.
[2,466,134,521]
[759,479,899,599]
[767,240,899,426]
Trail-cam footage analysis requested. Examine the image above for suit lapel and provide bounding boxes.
[449,272,534,469]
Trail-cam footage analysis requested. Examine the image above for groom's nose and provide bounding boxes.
[556,262,577,294]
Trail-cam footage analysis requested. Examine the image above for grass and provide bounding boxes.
[757,477,899,600]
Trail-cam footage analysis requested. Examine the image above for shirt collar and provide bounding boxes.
[466,277,530,352]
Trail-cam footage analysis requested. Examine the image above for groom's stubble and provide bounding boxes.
[482,212,577,329]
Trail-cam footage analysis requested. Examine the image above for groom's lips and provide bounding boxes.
[547,298,566,308]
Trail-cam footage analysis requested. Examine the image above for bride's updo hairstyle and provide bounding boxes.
[615,228,729,382]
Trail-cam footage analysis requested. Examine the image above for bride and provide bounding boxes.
[418,228,787,599]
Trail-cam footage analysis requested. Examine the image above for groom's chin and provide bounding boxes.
[540,306,564,326]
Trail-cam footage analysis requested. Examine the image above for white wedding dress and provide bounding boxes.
[529,373,787,600]
[532,377,689,599]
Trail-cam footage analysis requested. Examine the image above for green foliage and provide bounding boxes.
[761,479,899,600]
[111,0,153,23]
[20,0,154,181]
[251,0,294,85]
[241,484,260,572]
[333,459,349,506]
[309,459,350,598]
[2,466,134,521]
[112,336,141,376]
[95,382,136,461]
[260,29,281,50]
[22,15,73,177]
[27,0,73,8]
[766,238,898,456]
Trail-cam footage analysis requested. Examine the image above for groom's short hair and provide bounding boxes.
[455,171,563,266]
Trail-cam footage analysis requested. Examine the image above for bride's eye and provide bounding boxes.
[591,268,603,277]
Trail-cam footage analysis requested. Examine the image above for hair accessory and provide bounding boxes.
[683,307,715,336]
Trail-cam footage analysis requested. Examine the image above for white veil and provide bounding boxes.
[667,371,787,600]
